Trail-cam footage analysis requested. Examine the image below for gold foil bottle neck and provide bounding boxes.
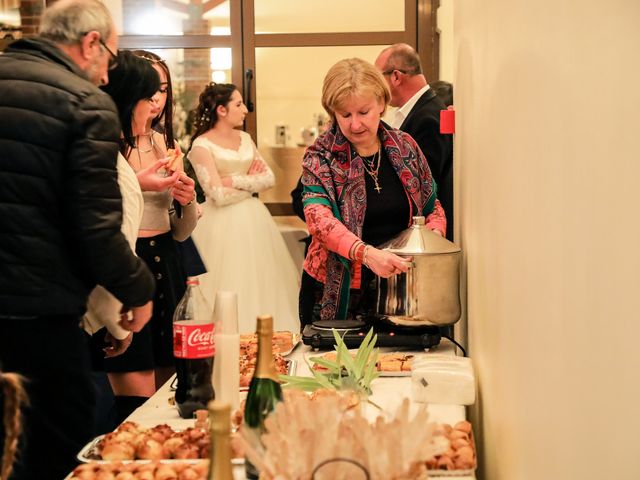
[208,400,230,434]
[255,315,277,380]
[207,400,233,480]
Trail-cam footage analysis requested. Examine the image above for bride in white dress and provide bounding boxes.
[187,83,299,333]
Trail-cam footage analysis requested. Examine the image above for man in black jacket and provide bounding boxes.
[0,0,154,477]
[375,44,454,241]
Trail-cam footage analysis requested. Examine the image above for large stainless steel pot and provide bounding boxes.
[374,216,462,326]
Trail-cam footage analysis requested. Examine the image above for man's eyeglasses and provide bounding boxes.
[81,32,118,70]
[98,38,118,70]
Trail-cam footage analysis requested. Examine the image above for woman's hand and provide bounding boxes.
[217,159,265,188]
[171,172,196,206]
[136,159,180,191]
[248,158,266,175]
[220,175,232,187]
[364,247,412,278]
[120,302,152,333]
[103,331,133,358]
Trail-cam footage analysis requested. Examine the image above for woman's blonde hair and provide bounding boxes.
[321,58,390,122]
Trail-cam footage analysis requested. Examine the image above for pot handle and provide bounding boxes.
[402,260,416,268]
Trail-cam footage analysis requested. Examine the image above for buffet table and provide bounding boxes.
[125,339,476,479]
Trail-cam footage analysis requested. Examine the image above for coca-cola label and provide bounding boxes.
[173,323,215,359]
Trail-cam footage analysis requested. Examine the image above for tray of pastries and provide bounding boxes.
[67,460,209,479]
[169,352,296,392]
[426,420,477,476]
[77,420,245,464]
[240,332,300,390]
[240,357,295,390]
[239,330,300,356]
[310,351,415,376]
[238,330,298,389]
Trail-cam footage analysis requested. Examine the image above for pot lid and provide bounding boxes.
[379,216,461,255]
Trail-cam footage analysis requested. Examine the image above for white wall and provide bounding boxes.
[437,0,454,82]
[454,1,640,478]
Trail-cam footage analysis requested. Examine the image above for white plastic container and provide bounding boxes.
[411,355,476,406]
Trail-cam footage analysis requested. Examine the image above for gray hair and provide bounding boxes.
[39,0,113,45]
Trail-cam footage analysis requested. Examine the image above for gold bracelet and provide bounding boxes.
[362,245,371,268]
[348,241,359,261]
[350,240,364,261]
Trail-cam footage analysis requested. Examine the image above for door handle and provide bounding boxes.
[245,68,255,112]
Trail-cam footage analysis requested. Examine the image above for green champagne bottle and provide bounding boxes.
[243,315,283,479]
[207,400,234,480]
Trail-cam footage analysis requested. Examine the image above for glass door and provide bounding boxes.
[243,0,418,214]
[102,0,243,151]
[99,0,425,214]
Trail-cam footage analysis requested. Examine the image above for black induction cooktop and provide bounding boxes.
[301,317,442,350]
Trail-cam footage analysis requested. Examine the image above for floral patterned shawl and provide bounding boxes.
[302,121,437,320]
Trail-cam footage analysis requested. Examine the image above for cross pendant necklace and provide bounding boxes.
[361,147,382,194]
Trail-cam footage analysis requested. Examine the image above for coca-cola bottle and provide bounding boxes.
[173,277,215,418]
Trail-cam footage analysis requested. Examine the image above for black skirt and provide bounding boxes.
[101,232,187,372]
[175,236,207,277]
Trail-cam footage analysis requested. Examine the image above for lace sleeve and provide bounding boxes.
[229,139,275,193]
[188,143,251,206]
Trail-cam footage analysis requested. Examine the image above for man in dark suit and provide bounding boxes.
[375,44,454,240]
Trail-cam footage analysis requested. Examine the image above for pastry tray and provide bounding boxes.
[428,468,475,477]
[65,460,212,480]
[307,351,414,377]
[240,358,296,391]
[280,333,301,356]
[169,358,296,392]
[427,428,477,477]
[77,434,244,465]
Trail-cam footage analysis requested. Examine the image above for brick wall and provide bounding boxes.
[182,11,212,120]
[19,0,45,35]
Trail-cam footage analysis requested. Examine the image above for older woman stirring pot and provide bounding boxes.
[300,58,446,325]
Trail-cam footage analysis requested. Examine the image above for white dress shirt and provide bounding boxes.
[390,85,431,129]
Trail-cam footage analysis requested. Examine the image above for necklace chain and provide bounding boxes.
[135,131,155,154]
[133,130,155,170]
[361,148,382,193]
[134,132,155,170]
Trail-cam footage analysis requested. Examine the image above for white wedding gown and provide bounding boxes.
[189,131,300,333]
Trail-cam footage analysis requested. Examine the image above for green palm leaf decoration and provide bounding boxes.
[280,328,380,397]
